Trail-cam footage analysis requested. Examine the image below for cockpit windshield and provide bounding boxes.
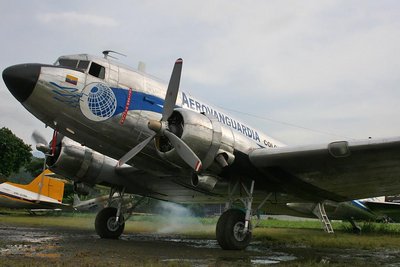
[55,58,90,71]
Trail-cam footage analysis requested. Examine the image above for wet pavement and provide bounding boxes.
[1,225,400,266]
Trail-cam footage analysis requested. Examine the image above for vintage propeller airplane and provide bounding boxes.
[0,169,67,211]
[3,51,400,250]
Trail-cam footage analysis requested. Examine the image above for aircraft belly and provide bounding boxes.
[120,171,300,205]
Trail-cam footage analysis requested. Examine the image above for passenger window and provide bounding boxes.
[89,62,105,79]
[77,60,90,71]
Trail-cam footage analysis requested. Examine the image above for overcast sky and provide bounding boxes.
[1,0,400,150]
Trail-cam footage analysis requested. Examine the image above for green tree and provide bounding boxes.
[25,156,45,177]
[0,127,32,178]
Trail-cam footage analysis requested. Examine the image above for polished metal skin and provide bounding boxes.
[1,54,282,204]
[3,53,400,208]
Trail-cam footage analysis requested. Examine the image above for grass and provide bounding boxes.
[1,212,400,266]
[254,227,400,249]
[2,211,400,250]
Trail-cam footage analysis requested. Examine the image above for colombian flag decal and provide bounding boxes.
[65,75,78,85]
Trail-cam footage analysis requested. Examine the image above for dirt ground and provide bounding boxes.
[1,222,400,266]
[0,225,293,266]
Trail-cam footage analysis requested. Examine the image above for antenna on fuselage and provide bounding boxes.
[102,50,127,60]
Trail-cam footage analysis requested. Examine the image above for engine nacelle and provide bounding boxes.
[156,108,235,173]
[47,137,119,185]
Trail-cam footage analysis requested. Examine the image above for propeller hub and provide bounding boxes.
[36,143,51,153]
[148,120,162,133]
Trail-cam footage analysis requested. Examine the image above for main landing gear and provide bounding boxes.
[95,206,125,239]
[216,180,271,250]
[216,209,252,250]
[95,187,146,239]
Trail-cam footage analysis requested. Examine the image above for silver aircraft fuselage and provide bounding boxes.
[15,54,283,178]
[6,54,400,233]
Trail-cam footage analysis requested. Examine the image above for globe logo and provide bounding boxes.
[80,83,117,121]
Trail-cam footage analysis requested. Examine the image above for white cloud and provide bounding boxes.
[37,11,118,27]
[1,0,400,147]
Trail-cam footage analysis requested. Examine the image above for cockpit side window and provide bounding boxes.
[58,59,78,68]
[55,59,90,72]
[88,62,105,79]
[77,60,90,71]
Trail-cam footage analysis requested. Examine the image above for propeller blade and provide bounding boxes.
[117,133,156,167]
[162,58,183,121]
[164,130,202,172]
[32,130,48,145]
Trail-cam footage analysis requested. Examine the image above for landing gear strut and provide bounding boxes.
[216,180,257,250]
[349,219,361,234]
[95,187,146,239]
[95,187,126,239]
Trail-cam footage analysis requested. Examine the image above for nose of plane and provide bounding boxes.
[2,64,41,102]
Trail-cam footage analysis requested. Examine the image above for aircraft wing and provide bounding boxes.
[249,137,400,202]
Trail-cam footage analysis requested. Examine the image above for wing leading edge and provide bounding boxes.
[249,137,400,202]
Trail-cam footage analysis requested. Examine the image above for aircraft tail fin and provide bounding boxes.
[8,169,65,203]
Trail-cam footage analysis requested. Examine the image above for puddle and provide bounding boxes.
[0,227,61,259]
[121,233,298,265]
[162,258,210,267]
[1,244,34,255]
[0,227,61,244]
[1,225,400,265]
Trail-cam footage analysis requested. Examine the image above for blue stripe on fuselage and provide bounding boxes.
[109,88,262,143]
[351,200,370,212]
[111,88,164,115]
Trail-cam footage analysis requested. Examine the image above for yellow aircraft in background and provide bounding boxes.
[0,169,68,210]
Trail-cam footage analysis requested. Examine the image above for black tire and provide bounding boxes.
[95,207,125,239]
[216,209,252,250]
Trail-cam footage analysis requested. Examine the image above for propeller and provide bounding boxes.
[32,131,48,146]
[31,130,52,202]
[117,58,202,172]
[32,130,59,156]
[31,129,61,200]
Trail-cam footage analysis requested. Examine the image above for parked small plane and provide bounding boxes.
[0,169,67,210]
[73,194,108,212]
[73,192,129,212]
[267,197,400,233]
[3,52,400,250]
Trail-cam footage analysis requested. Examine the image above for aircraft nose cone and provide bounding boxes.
[2,64,41,102]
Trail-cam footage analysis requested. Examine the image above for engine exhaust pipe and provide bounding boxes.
[191,174,219,191]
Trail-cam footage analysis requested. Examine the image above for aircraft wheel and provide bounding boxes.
[95,207,125,239]
[216,209,252,250]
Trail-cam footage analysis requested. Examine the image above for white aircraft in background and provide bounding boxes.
[268,197,400,233]
[0,169,68,210]
[3,51,400,250]
[73,194,108,212]
[73,192,131,212]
